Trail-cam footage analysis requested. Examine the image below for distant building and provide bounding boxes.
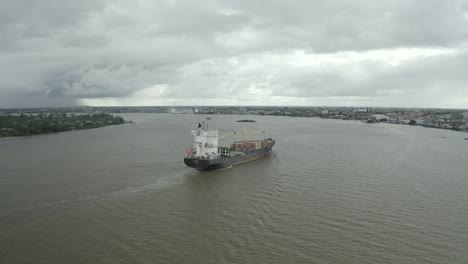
[464,112,468,123]
[354,109,367,113]
[370,114,390,121]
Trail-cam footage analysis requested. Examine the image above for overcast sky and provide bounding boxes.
[1,0,468,108]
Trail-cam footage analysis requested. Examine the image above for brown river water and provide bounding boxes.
[1,114,467,263]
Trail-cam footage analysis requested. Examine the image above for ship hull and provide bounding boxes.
[184,143,274,171]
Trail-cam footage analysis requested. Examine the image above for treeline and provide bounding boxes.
[0,113,126,137]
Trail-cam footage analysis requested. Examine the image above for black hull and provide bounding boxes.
[184,143,274,171]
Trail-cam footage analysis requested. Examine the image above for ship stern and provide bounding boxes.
[184,158,211,170]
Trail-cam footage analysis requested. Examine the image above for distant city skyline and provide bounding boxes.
[1,0,468,108]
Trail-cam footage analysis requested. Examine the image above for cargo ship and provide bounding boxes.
[184,122,275,170]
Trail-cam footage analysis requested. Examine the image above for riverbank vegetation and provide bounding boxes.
[0,113,126,137]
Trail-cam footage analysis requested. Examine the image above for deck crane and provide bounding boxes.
[219,130,236,139]
[241,124,265,141]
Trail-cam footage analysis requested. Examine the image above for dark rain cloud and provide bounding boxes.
[1,0,468,107]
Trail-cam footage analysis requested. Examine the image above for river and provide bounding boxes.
[1,114,467,263]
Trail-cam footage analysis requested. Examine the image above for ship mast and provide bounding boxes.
[243,124,247,141]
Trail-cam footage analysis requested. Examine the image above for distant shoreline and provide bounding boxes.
[1,106,467,135]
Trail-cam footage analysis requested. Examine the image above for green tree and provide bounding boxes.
[409,120,417,125]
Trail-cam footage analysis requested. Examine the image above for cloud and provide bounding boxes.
[1,0,468,108]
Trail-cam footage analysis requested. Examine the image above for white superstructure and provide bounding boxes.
[191,123,219,159]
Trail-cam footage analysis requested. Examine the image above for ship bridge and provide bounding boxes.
[190,123,219,159]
